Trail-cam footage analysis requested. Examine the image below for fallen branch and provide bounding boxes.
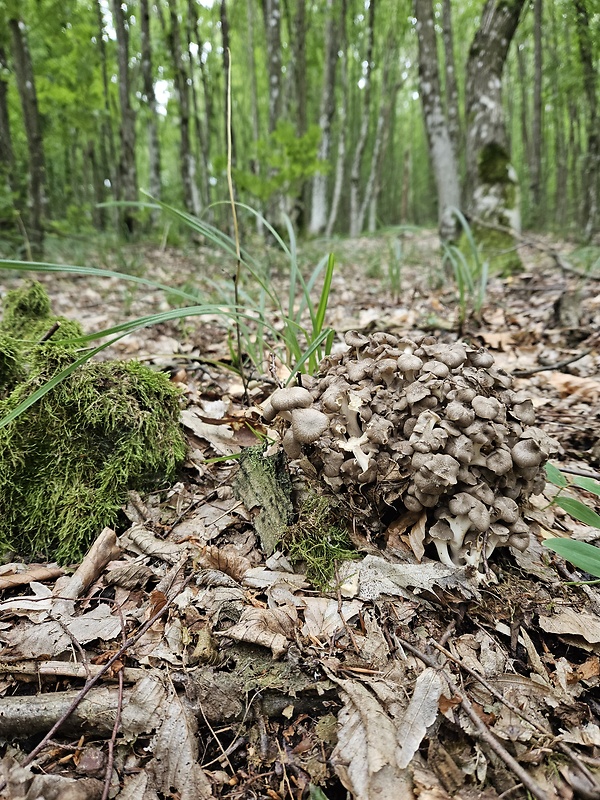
[397,635,550,800]
[512,348,593,377]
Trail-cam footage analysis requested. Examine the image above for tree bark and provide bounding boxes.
[465,0,526,272]
[188,0,213,211]
[220,0,236,167]
[349,0,376,237]
[140,0,162,207]
[167,0,201,216]
[263,0,283,133]
[573,0,598,240]
[325,0,348,238]
[0,44,17,207]
[414,0,461,240]
[440,0,461,158]
[95,0,117,229]
[186,0,210,207]
[309,0,338,235]
[111,0,138,235]
[9,16,45,258]
[530,0,543,220]
[361,39,402,234]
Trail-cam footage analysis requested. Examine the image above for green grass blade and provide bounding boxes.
[543,538,600,578]
[314,253,335,336]
[0,259,201,305]
[286,327,334,384]
[0,333,130,429]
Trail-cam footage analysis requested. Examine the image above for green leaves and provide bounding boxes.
[544,462,568,488]
[543,539,600,579]
[553,497,600,528]
[543,463,600,580]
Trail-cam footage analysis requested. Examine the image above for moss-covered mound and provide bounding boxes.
[0,281,186,563]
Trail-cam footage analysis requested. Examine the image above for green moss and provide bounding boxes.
[458,224,522,277]
[284,493,358,589]
[0,281,186,563]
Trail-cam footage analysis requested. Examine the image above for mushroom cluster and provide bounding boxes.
[263,331,557,575]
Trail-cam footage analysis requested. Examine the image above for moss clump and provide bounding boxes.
[0,281,186,563]
[284,493,358,589]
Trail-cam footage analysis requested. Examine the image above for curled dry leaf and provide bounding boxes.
[218,605,297,658]
[196,544,251,583]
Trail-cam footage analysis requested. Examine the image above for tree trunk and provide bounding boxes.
[167,0,200,217]
[111,0,138,235]
[9,16,45,258]
[186,0,210,208]
[325,0,348,238]
[220,0,236,167]
[465,0,526,273]
[414,0,461,240]
[291,0,308,229]
[360,40,402,234]
[349,0,375,237]
[573,0,599,240]
[440,0,461,158]
[0,44,18,213]
[308,0,338,235]
[188,0,213,211]
[530,0,543,221]
[95,0,117,230]
[140,0,162,207]
[263,0,283,133]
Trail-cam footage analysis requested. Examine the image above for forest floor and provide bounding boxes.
[0,228,600,800]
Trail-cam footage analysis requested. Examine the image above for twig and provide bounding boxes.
[37,321,61,344]
[553,465,600,481]
[428,639,600,794]
[396,635,550,800]
[101,668,123,800]
[0,567,192,782]
[225,46,249,406]
[512,348,593,377]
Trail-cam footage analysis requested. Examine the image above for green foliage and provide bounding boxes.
[234,121,326,205]
[543,463,600,580]
[284,493,359,589]
[442,208,490,326]
[0,282,186,563]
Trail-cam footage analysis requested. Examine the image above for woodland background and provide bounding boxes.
[0,0,598,260]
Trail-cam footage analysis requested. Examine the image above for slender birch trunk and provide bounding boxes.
[359,41,402,234]
[186,0,210,208]
[111,0,138,235]
[530,0,543,220]
[325,0,348,238]
[309,0,338,236]
[440,0,461,159]
[573,0,598,240]
[167,0,200,217]
[8,16,45,257]
[414,0,461,240]
[349,0,375,237]
[264,0,283,133]
[140,0,162,207]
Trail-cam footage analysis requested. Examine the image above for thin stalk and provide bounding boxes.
[225,48,248,403]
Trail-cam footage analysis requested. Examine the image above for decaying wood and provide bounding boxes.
[0,660,146,683]
[56,527,120,601]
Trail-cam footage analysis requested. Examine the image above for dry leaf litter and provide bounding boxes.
[0,231,598,800]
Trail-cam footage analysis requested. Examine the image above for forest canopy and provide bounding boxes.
[0,0,598,258]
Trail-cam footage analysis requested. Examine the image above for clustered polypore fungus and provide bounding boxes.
[263,331,557,576]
